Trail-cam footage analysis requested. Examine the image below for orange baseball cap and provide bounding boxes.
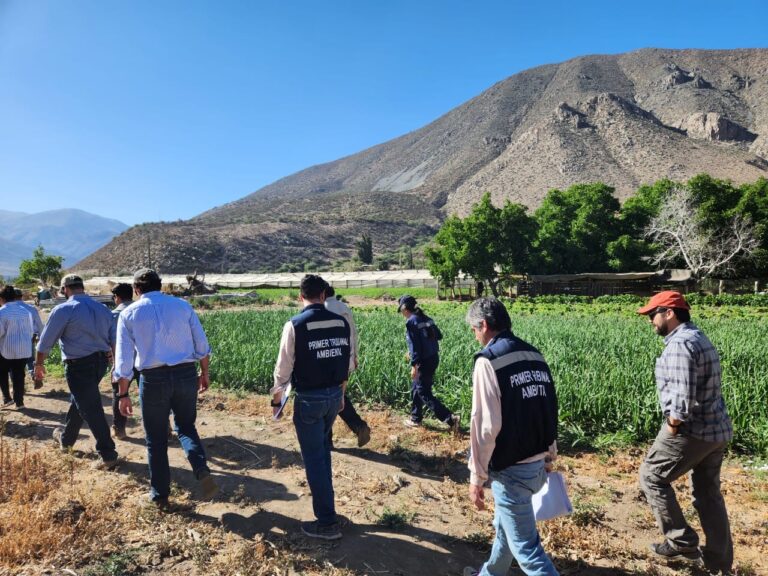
[636,291,691,315]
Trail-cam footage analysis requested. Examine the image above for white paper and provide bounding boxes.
[532,471,573,521]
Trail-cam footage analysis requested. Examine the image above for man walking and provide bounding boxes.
[14,288,44,388]
[35,275,119,469]
[0,285,35,408]
[324,284,370,447]
[109,283,137,440]
[637,291,733,574]
[272,274,351,540]
[115,269,218,505]
[398,295,457,431]
[463,297,559,576]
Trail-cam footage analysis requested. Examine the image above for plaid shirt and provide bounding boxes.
[655,322,732,443]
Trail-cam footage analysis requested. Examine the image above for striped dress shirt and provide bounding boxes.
[656,322,733,443]
[0,302,34,359]
[17,301,43,335]
[114,291,211,379]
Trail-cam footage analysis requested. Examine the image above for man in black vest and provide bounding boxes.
[463,297,559,576]
[272,274,352,540]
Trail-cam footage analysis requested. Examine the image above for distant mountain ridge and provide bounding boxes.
[0,209,127,278]
[76,48,768,275]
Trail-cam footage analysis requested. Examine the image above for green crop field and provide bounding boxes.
[200,300,768,456]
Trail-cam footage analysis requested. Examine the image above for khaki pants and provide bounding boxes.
[639,425,733,572]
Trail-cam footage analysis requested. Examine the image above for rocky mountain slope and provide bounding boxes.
[76,48,768,274]
[0,209,127,278]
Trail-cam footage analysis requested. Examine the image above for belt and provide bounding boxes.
[140,361,195,375]
[64,351,108,365]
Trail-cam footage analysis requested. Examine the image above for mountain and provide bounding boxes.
[76,48,768,275]
[0,209,128,279]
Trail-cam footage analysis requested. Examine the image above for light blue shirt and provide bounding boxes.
[17,301,43,335]
[37,294,115,360]
[114,291,211,379]
[0,302,34,359]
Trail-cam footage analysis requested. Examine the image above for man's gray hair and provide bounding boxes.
[465,297,511,332]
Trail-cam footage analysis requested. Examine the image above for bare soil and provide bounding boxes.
[1,380,766,576]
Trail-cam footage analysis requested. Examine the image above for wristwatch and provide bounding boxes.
[270,399,282,407]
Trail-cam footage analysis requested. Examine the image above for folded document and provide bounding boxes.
[532,471,573,521]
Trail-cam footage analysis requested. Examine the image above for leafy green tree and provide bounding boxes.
[425,216,466,295]
[356,233,373,264]
[533,183,620,273]
[608,179,675,271]
[426,194,536,296]
[17,246,64,286]
[734,177,768,276]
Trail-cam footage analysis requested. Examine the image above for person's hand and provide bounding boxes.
[272,394,283,420]
[119,396,133,417]
[198,373,210,392]
[410,365,418,379]
[339,395,345,413]
[544,457,554,472]
[469,484,485,511]
[667,423,679,436]
[34,364,46,382]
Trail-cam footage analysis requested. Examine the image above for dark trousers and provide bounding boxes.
[0,355,27,406]
[294,386,342,525]
[339,393,367,433]
[111,368,139,431]
[410,355,451,423]
[639,425,733,572]
[62,352,118,462]
[139,363,209,501]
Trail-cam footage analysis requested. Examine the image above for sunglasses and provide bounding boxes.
[648,307,668,320]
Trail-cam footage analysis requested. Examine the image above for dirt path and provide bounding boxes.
[2,380,766,576]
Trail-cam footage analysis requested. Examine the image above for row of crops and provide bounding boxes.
[201,301,768,455]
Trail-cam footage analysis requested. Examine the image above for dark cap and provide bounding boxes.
[397,294,417,312]
[133,268,161,284]
[60,274,83,288]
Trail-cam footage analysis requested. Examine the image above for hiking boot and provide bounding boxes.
[92,457,121,471]
[650,541,702,562]
[403,417,421,428]
[462,568,479,576]
[198,470,219,500]
[301,520,342,541]
[2,398,13,407]
[357,423,371,448]
[147,493,171,511]
[112,425,128,440]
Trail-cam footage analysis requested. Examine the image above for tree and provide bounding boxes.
[425,216,466,297]
[645,185,759,278]
[425,194,536,297]
[533,183,621,273]
[608,179,675,271]
[356,233,373,264]
[17,246,64,286]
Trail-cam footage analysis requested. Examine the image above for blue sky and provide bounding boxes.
[1,1,766,226]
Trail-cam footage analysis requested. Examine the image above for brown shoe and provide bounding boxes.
[92,457,121,471]
[357,424,371,448]
[112,425,128,441]
[198,471,219,500]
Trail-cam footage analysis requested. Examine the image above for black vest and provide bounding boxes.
[291,304,351,391]
[475,330,558,471]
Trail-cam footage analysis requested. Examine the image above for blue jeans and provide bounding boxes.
[480,460,559,576]
[139,363,209,501]
[62,352,118,462]
[410,355,451,423]
[293,386,342,526]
